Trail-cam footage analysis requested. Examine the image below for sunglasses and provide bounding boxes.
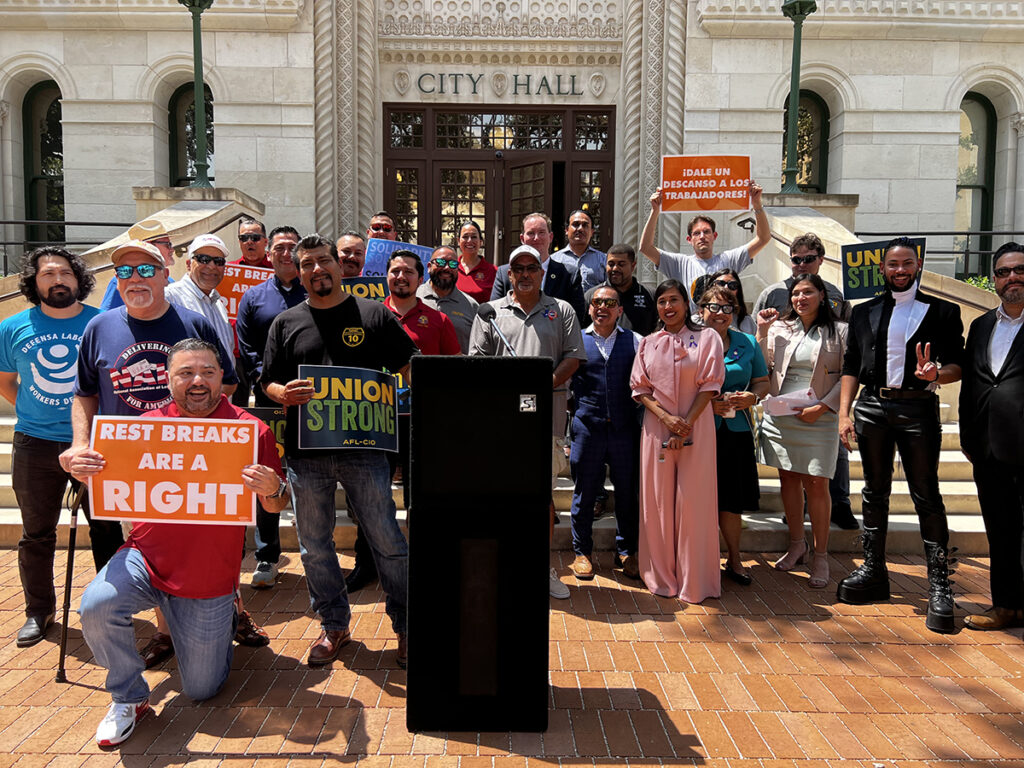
[192,253,226,267]
[114,264,160,279]
[994,265,1024,278]
[370,223,394,233]
[510,264,542,275]
[591,297,620,308]
[790,254,819,265]
[430,258,459,269]
[238,233,264,243]
[700,302,735,315]
[149,237,172,250]
[714,279,740,291]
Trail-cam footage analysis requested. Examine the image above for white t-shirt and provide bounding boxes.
[657,246,751,311]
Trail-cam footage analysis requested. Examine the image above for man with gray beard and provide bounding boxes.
[417,245,480,353]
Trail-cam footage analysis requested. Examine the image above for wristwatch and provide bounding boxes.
[265,478,288,499]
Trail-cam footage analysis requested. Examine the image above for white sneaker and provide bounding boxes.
[251,560,278,589]
[96,700,149,747]
[549,567,570,599]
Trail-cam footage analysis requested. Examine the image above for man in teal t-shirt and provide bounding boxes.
[0,246,100,648]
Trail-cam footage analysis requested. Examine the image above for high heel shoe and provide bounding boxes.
[774,538,808,571]
[808,551,829,589]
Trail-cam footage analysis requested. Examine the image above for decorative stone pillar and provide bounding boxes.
[1013,114,1024,232]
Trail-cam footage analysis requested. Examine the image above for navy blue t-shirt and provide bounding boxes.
[75,304,236,416]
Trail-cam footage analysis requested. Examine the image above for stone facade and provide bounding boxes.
[0,0,1021,276]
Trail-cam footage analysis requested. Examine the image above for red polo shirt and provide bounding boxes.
[455,258,497,304]
[230,255,273,269]
[124,396,284,598]
[384,296,460,356]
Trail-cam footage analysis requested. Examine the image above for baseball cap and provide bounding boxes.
[187,234,230,260]
[110,240,165,266]
[508,244,541,265]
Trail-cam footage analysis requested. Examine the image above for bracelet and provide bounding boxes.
[753,207,765,213]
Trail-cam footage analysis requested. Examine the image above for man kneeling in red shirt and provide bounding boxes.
[71,338,288,747]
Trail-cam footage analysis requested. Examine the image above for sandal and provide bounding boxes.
[774,539,808,572]
[140,632,175,669]
[234,610,270,647]
[808,552,829,589]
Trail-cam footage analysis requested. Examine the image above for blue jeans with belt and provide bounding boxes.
[287,450,408,634]
[79,547,236,704]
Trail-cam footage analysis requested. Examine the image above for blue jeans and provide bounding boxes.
[79,547,236,704]
[287,450,408,634]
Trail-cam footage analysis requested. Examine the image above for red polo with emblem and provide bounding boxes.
[384,296,461,355]
[455,258,497,304]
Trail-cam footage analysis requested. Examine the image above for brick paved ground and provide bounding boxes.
[1,546,1023,767]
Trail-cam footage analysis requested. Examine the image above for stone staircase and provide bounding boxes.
[0,394,986,554]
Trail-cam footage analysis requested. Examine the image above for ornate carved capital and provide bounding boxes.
[1013,114,1024,137]
[0,101,9,128]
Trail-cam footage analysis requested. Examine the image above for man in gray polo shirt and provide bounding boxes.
[639,181,770,310]
[417,245,479,353]
[469,243,586,599]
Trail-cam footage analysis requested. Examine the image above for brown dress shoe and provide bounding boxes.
[615,553,641,580]
[964,606,1024,631]
[307,628,351,666]
[396,632,408,669]
[570,554,594,580]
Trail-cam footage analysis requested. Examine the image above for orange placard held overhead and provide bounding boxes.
[219,264,274,322]
[88,416,259,525]
[660,155,752,213]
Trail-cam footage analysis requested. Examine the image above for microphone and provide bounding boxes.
[478,304,516,357]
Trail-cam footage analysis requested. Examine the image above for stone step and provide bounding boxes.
[0,506,989,555]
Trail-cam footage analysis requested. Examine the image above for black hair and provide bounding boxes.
[993,241,1024,270]
[458,220,483,240]
[780,273,837,336]
[268,225,299,245]
[883,236,919,258]
[388,249,424,278]
[337,230,365,243]
[166,337,221,369]
[653,279,702,332]
[566,209,593,227]
[705,268,749,323]
[290,233,338,270]
[19,245,94,305]
[606,243,635,262]
[238,216,266,236]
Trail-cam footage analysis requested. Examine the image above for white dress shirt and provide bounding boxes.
[885,283,928,387]
[165,274,234,358]
[989,303,1024,374]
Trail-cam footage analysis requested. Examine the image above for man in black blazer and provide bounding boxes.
[836,237,964,633]
[490,212,587,321]
[960,241,1024,631]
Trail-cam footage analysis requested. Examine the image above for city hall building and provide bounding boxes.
[1,0,1023,277]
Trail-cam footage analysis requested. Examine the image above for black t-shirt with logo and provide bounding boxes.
[263,296,418,455]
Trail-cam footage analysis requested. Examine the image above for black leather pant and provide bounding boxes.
[853,394,948,545]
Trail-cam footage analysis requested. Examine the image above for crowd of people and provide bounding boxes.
[1,186,1022,747]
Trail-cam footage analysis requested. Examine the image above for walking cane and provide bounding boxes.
[56,485,87,684]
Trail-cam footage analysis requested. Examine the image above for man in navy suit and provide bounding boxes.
[836,237,964,633]
[960,242,1024,632]
[490,212,586,321]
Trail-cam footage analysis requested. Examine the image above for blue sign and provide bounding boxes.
[340,276,390,302]
[363,239,435,278]
[297,365,398,452]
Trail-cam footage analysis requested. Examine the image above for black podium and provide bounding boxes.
[406,355,551,732]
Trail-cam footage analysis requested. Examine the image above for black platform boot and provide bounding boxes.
[924,540,956,634]
[836,526,890,604]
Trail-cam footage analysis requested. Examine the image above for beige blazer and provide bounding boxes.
[759,320,848,412]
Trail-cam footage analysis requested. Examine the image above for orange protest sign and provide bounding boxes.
[660,155,751,213]
[218,264,273,321]
[88,416,258,525]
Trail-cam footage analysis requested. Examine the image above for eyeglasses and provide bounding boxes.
[430,258,459,269]
[790,254,819,265]
[700,302,735,315]
[370,223,394,233]
[149,237,172,251]
[192,253,226,267]
[114,264,160,279]
[510,264,542,275]
[994,265,1024,278]
[239,233,264,243]
[714,279,740,291]
[591,297,620,308]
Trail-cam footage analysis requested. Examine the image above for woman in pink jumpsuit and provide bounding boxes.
[630,280,725,603]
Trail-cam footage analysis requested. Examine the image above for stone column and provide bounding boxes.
[1013,115,1024,232]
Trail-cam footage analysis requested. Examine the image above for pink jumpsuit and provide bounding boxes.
[630,327,725,603]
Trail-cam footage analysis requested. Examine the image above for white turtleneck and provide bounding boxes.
[885,282,928,387]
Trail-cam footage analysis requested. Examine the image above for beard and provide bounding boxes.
[883,273,917,293]
[40,284,78,309]
[998,282,1024,304]
[177,386,220,416]
[432,273,455,292]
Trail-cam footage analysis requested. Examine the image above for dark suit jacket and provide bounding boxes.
[490,259,587,321]
[959,308,1024,464]
[841,287,964,391]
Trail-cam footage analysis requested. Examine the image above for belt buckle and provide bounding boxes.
[878,387,896,400]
